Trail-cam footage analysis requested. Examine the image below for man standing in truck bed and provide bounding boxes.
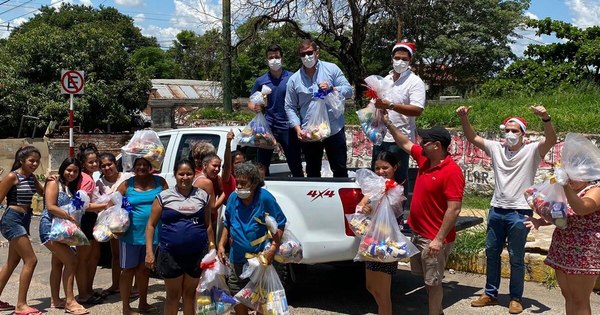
[382,114,465,315]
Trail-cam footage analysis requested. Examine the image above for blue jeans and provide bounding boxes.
[302,127,347,178]
[484,207,532,300]
[0,207,32,241]
[257,127,304,177]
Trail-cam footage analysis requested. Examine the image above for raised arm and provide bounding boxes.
[531,105,557,158]
[222,130,234,183]
[455,106,486,151]
[382,110,414,154]
[564,185,600,216]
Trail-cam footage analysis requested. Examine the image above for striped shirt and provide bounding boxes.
[7,171,36,206]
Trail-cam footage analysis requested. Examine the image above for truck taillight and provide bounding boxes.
[338,188,364,236]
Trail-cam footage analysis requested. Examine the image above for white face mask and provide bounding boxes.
[504,132,520,147]
[393,60,409,74]
[302,54,317,69]
[268,58,282,71]
[236,188,252,199]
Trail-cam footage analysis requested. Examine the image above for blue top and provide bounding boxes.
[41,189,72,223]
[120,176,163,245]
[251,70,292,131]
[284,60,353,136]
[157,187,209,255]
[224,188,287,263]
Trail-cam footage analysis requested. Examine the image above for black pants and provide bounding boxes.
[302,127,347,178]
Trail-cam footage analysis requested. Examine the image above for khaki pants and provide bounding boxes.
[410,234,453,286]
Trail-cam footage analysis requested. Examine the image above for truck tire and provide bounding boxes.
[274,263,306,292]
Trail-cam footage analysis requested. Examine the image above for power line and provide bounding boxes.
[0,0,12,6]
[1,0,67,24]
[0,0,32,16]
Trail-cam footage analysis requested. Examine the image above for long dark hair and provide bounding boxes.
[375,151,399,168]
[55,157,82,194]
[11,146,41,172]
[78,143,99,168]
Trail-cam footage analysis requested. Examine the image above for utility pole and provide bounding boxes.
[222,0,232,113]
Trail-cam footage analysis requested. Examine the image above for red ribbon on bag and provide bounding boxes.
[200,258,217,270]
[384,179,398,192]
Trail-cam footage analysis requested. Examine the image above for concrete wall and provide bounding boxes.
[0,138,49,180]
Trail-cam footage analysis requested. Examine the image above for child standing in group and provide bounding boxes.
[0,146,44,315]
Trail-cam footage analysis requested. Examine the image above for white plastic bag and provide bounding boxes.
[345,212,371,236]
[121,129,165,172]
[196,249,236,315]
[262,215,303,264]
[93,192,131,242]
[249,85,272,107]
[325,90,345,118]
[237,112,278,149]
[524,178,569,229]
[48,190,91,246]
[556,133,600,183]
[235,258,290,315]
[301,93,331,142]
[363,75,394,101]
[357,103,387,145]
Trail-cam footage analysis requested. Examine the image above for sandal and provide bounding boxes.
[76,294,103,305]
[138,305,158,314]
[51,300,66,309]
[0,300,14,311]
[101,288,119,297]
[64,306,89,315]
[13,307,44,315]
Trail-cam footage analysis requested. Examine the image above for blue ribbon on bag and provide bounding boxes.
[313,86,333,99]
[72,192,85,210]
[122,196,134,213]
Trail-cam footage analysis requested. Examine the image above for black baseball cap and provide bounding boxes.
[418,126,451,148]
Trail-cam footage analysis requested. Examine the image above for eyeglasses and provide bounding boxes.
[299,51,314,58]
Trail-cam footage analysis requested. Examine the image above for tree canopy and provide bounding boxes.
[0,4,156,136]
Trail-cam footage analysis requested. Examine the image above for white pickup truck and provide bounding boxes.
[149,126,483,271]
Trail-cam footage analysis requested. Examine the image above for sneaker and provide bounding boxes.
[509,299,523,314]
[471,293,499,307]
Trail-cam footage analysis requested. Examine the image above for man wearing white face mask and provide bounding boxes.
[284,39,353,177]
[247,44,303,177]
[456,105,556,314]
[372,41,426,191]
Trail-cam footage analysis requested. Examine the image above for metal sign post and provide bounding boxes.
[60,70,85,157]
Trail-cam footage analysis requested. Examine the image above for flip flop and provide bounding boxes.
[130,291,140,299]
[76,294,103,305]
[0,300,14,311]
[64,306,89,315]
[138,305,158,314]
[51,300,66,309]
[13,307,44,315]
[101,289,119,297]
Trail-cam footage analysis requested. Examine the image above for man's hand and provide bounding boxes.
[455,106,471,117]
[524,215,542,230]
[530,104,549,120]
[427,238,443,257]
[374,98,392,110]
[248,102,262,113]
[381,109,390,125]
[318,81,331,91]
[226,129,234,143]
[295,126,306,142]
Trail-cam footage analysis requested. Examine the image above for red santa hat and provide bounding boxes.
[499,116,527,132]
[392,42,416,57]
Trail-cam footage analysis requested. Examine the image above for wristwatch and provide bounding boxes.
[542,116,551,122]
[388,102,395,110]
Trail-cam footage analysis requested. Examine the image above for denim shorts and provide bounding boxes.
[39,215,52,245]
[0,207,32,241]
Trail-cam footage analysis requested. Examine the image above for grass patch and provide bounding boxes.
[462,193,491,210]
[450,224,487,260]
[543,268,558,290]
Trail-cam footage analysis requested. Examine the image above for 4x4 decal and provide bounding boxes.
[307,189,335,201]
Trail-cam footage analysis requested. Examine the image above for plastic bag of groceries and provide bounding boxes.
[235,257,290,315]
[236,112,277,150]
[363,75,394,101]
[249,85,272,107]
[352,169,417,262]
[121,129,165,172]
[195,249,236,315]
[357,103,387,146]
[554,133,600,184]
[48,190,91,246]
[93,192,132,242]
[311,84,345,119]
[524,177,569,229]
[301,94,331,142]
[263,216,303,264]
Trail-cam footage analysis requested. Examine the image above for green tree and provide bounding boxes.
[167,29,223,81]
[131,47,179,79]
[480,18,600,96]
[0,4,155,136]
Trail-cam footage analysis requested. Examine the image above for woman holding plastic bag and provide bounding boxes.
[525,133,600,315]
[195,249,237,315]
[145,159,213,315]
[217,162,287,315]
[39,158,89,315]
[350,151,418,315]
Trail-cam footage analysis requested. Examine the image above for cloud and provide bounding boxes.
[51,0,74,9]
[172,0,221,31]
[134,13,145,23]
[115,0,143,7]
[80,0,93,6]
[565,0,600,27]
[139,24,181,47]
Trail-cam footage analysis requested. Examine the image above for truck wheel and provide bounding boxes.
[274,263,306,292]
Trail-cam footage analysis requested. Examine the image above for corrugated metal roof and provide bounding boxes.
[150,79,222,100]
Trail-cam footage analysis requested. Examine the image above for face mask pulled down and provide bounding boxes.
[302,54,316,68]
[236,188,252,199]
[268,58,282,71]
[393,60,409,74]
[504,132,520,146]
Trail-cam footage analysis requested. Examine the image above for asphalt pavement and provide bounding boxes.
[0,216,598,315]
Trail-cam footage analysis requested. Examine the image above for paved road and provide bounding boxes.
[0,216,598,315]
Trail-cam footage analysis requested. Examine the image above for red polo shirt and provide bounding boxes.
[408,145,465,243]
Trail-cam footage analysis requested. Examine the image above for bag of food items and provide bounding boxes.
[48,190,91,246]
[235,257,289,315]
[121,129,165,172]
[195,249,236,315]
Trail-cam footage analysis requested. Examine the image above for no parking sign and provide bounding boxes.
[60,70,85,95]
